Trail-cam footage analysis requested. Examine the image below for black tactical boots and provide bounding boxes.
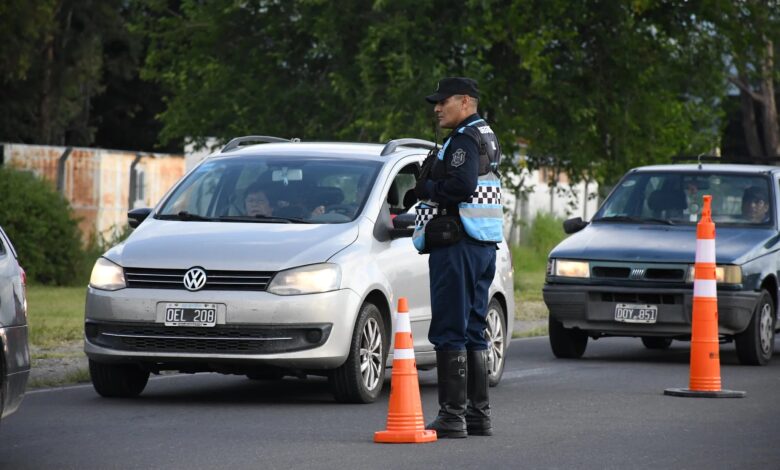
[465,349,492,436]
[426,350,468,438]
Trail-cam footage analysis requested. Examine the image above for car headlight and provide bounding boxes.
[550,259,590,278]
[89,257,126,291]
[267,263,341,295]
[686,265,742,284]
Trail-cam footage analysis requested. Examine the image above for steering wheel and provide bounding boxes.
[324,204,356,216]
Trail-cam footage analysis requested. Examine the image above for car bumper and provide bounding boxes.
[543,284,759,336]
[1,324,30,419]
[84,286,362,370]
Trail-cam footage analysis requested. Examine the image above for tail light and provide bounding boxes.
[19,266,28,315]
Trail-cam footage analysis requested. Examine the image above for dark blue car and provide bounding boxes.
[543,163,779,365]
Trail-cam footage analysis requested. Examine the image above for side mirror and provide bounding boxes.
[390,213,416,238]
[128,207,152,228]
[562,217,588,234]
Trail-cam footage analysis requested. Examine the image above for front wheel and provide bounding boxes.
[735,290,775,366]
[89,360,149,398]
[549,317,588,359]
[329,302,387,403]
[485,298,507,387]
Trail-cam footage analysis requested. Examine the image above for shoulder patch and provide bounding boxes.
[451,148,466,167]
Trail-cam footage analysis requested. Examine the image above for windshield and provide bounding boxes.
[595,172,773,226]
[158,156,382,223]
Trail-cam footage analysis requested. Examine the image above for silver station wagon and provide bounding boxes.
[85,136,514,403]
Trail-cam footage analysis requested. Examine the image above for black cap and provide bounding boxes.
[743,186,768,202]
[425,77,480,104]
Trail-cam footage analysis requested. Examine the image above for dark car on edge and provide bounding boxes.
[543,163,779,365]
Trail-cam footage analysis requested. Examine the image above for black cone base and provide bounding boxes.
[664,387,746,398]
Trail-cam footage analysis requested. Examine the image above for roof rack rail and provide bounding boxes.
[221,135,292,153]
[380,138,436,156]
[671,154,780,165]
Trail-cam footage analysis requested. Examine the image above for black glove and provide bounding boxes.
[414,178,430,200]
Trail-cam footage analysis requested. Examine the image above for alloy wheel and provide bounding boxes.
[359,317,383,391]
[486,305,505,379]
[758,302,774,357]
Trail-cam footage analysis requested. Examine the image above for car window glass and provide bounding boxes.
[386,165,418,215]
[158,157,381,223]
[597,172,773,225]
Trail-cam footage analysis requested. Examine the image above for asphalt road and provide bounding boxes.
[1,336,778,470]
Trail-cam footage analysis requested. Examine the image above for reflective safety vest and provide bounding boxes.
[411,118,503,252]
[454,118,503,243]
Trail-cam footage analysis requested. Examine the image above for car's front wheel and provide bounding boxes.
[485,298,506,387]
[735,290,775,366]
[329,301,387,403]
[89,360,149,398]
[549,317,588,359]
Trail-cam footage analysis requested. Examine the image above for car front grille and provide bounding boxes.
[591,264,686,282]
[86,322,331,355]
[124,268,275,291]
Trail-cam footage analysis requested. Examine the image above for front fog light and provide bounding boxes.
[89,257,126,291]
[267,263,341,295]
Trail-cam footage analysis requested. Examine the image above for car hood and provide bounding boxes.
[550,223,779,264]
[107,220,359,271]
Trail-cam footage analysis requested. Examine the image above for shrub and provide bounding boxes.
[529,212,566,258]
[0,167,84,285]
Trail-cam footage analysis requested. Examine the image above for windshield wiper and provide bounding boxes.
[217,215,314,224]
[594,215,674,225]
[157,211,215,221]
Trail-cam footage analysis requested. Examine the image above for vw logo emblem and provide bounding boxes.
[183,267,207,291]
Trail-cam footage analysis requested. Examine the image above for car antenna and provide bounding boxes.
[697,152,705,170]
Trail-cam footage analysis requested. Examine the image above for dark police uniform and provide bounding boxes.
[416,77,502,438]
[422,113,498,351]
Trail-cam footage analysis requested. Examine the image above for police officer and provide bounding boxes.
[415,77,503,438]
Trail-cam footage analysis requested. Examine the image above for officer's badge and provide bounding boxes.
[451,148,466,167]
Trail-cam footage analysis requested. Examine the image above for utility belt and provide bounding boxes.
[412,204,495,253]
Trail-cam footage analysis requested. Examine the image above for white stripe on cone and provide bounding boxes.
[695,239,716,263]
[395,312,412,333]
[394,348,415,360]
[693,279,717,298]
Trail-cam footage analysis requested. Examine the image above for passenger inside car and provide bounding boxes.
[741,186,770,223]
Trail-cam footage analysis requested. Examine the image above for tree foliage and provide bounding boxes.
[2,0,779,187]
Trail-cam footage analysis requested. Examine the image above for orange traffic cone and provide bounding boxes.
[664,195,745,398]
[374,297,437,443]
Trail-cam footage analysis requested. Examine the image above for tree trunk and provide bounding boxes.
[759,39,780,157]
[39,39,54,144]
[737,72,764,158]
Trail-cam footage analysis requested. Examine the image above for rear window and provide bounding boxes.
[596,172,773,226]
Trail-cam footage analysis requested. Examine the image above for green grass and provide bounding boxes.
[27,367,90,389]
[26,285,86,348]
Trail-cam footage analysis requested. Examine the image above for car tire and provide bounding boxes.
[549,317,588,359]
[735,290,776,366]
[641,337,673,349]
[89,360,150,398]
[486,298,507,387]
[1,348,5,419]
[329,302,387,404]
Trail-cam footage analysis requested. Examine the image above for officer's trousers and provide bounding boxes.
[427,238,497,351]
